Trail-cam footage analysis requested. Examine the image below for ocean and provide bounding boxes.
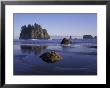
[14,38,97,75]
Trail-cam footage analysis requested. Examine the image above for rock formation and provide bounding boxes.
[61,38,72,45]
[40,50,63,63]
[83,35,93,39]
[19,23,50,39]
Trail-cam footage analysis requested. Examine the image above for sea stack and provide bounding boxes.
[19,23,50,39]
[61,37,72,45]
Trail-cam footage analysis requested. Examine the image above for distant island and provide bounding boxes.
[19,23,50,39]
[83,35,97,39]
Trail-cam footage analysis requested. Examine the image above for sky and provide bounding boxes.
[14,13,97,39]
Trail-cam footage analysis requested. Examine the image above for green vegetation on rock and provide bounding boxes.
[19,23,50,39]
[40,51,63,63]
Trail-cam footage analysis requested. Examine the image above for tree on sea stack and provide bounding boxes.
[19,23,50,39]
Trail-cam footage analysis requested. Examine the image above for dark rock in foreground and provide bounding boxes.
[61,38,72,45]
[19,23,50,39]
[40,51,63,63]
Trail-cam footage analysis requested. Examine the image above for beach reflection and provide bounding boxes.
[20,45,47,55]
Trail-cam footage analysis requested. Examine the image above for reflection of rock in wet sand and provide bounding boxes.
[61,45,72,51]
[40,50,63,63]
[20,45,47,54]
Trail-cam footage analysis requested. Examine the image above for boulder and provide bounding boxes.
[61,38,72,45]
[40,51,63,63]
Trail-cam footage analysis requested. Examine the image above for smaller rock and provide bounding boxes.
[40,51,63,63]
[61,38,72,45]
[83,35,93,39]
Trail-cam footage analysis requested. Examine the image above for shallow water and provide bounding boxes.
[14,39,97,75]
